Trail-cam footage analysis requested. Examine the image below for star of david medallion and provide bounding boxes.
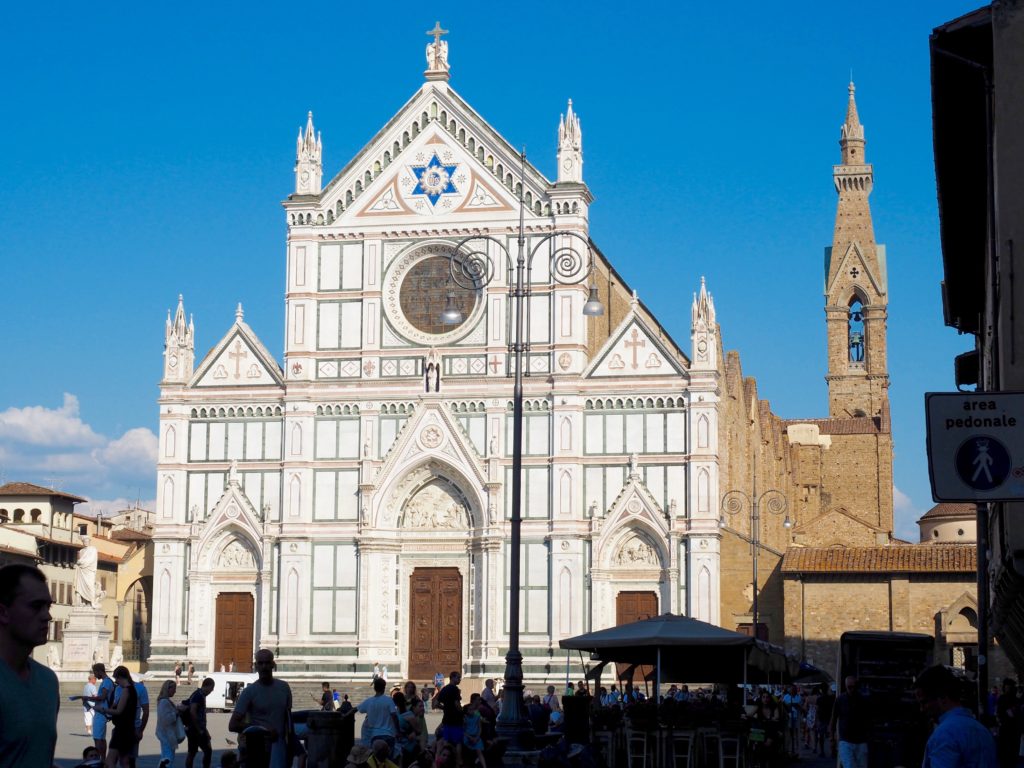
[411,153,459,206]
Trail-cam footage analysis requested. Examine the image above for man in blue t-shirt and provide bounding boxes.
[89,662,116,760]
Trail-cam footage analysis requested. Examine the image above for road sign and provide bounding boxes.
[926,392,1024,502]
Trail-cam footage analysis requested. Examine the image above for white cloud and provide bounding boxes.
[0,393,104,448]
[893,485,924,543]
[0,394,156,502]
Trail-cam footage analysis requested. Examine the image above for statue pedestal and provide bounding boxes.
[61,605,110,675]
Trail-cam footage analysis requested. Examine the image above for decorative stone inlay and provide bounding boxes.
[420,426,443,449]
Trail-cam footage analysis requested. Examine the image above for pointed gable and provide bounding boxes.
[585,311,686,379]
[348,125,517,223]
[309,82,553,226]
[196,467,264,567]
[374,399,489,489]
[191,311,283,388]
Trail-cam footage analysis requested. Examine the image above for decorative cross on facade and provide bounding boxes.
[427,21,449,48]
[229,340,248,379]
[850,266,860,278]
[489,356,501,374]
[625,327,646,370]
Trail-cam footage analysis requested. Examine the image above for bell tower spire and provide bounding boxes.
[824,81,888,419]
[295,111,322,195]
[557,99,583,183]
[163,294,194,384]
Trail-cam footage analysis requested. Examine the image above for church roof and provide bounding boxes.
[918,502,976,522]
[0,482,87,503]
[781,544,975,574]
[780,416,884,435]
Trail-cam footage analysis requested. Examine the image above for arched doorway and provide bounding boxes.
[211,538,259,672]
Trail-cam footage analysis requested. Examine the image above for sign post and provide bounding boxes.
[925,392,1024,718]
[925,392,1024,502]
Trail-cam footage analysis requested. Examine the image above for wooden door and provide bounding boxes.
[616,591,658,685]
[214,592,254,673]
[408,568,462,681]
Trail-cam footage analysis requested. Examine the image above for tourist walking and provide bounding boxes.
[915,665,996,768]
[187,660,194,686]
[174,662,182,687]
[356,676,399,747]
[436,671,464,759]
[83,672,99,734]
[184,677,215,768]
[229,649,293,768]
[0,564,60,768]
[100,666,138,768]
[155,679,181,768]
[831,677,869,768]
[86,662,117,760]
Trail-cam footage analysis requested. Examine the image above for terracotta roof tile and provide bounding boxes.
[781,544,975,574]
[0,482,87,503]
[780,417,884,435]
[919,503,976,521]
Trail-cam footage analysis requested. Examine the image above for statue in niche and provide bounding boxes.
[615,536,658,566]
[46,645,61,670]
[74,536,101,609]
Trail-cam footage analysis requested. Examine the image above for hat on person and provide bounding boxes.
[346,745,372,765]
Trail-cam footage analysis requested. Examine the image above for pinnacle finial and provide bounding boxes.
[235,302,244,321]
[425,21,451,80]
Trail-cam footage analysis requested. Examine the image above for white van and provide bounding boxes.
[203,672,259,712]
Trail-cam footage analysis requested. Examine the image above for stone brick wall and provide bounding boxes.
[783,572,1012,682]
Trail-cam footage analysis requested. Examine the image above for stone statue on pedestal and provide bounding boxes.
[74,536,101,610]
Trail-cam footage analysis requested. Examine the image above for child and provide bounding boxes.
[462,697,486,768]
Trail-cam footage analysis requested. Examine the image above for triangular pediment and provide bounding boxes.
[313,83,554,225]
[826,242,884,299]
[584,313,686,379]
[191,320,283,388]
[792,506,886,547]
[602,471,668,536]
[373,399,488,495]
[342,123,519,224]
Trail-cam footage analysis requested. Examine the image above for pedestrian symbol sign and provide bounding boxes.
[926,392,1024,502]
[954,436,1011,490]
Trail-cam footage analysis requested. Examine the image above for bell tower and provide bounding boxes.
[824,82,889,419]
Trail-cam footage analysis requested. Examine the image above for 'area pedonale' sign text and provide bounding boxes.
[926,392,1024,502]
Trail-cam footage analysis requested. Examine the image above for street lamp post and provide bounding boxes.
[441,152,603,751]
[720,488,791,638]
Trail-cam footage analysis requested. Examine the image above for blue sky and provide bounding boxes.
[0,1,978,534]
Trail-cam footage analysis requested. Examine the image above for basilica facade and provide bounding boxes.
[149,37,722,679]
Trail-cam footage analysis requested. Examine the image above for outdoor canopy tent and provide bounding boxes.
[558,613,800,684]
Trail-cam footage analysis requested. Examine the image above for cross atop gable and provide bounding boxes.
[585,314,686,379]
[191,318,283,388]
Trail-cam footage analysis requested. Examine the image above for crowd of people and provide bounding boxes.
[0,562,1016,768]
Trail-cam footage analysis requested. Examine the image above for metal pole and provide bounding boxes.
[752,497,760,638]
[976,501,990,717]
[495,152,531,749]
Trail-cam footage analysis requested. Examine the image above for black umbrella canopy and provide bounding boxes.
[559,613,796,683]
[559,613,756,651]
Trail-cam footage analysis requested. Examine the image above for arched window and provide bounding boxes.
[848,297,865,363]
[164,425,176,457]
